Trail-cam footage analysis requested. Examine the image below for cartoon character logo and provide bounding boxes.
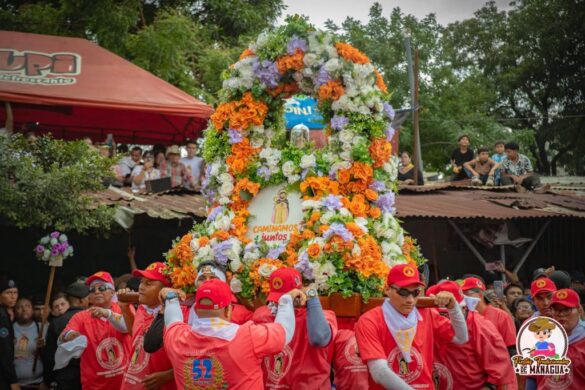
[512,316,571,376]
[95,337,125,370]
[264,345,293,383]
[387,347,424,383]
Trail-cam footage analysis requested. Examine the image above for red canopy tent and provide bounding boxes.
[0,31,213,144]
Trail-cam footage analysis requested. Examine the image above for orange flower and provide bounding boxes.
[276,49,304,74]
[345,222,365,238]
[307,243,321,258]
[302,229,316,240]
[335,42,370,64]
[210,101,235,130]
[364,189,379,201]
[343,235,388,279]
[352,162,373,183]
[239,48,255,60]
[267,82,299,98]
[369,138,392,168]
[211,92,268,132]
[232,178,261,205]
[226,138,260,175]
[249,258,285,296]
[318,80,345,101]
[369,207,382,219]
[337,168,351,184]
[319,224,330,234]
[374,69,388,93]
[213,230,230,241]
[300,177,339,198]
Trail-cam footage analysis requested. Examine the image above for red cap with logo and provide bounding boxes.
[195,279,233,310]
[531,277,557,297]
[461,277,486,292]
[86,271,114,286]
[551,288,580,309]
[133,262,171,287]
[267,268,302,303]
[386,264,424,288]
[429,281,464,303]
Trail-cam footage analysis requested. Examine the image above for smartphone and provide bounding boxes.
[485,262,497,272]
[494,280,505,300]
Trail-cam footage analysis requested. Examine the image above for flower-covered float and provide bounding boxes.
[164,17,426,315]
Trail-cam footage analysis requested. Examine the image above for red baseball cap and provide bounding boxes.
[86,271,114,286]
[195,279,233,310]
[430,281,464,303]
[133,262,171,287]
[386,264,424,288]
[461,277,486,292]
[267,268,302,303]
[531,277,557,297]
[551,289,580,309]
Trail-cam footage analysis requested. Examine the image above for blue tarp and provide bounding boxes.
[284,96,325,129]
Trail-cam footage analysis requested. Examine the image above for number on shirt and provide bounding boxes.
[192,358,213,380]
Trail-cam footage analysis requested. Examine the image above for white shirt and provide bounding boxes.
[131,165,161,190]
[118,156,138,177]
[180,156,203,186]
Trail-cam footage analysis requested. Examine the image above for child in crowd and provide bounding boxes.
[463,147,500,186]
[491,141,506,185]
[450,135,474,181]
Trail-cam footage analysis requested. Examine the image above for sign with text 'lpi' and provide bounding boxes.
[284,96,325,129]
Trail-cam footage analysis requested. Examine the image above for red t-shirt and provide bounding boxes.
[163,320,285,389]
[333,329,369,390]
[434,310,517,389]
[253,305,338,390]
[63,304,131,390]
[355,306,454,390]
[121,306,175,390]
[481,305,516,347]
[535,337,585,389]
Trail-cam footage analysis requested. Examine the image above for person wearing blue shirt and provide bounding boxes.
[491,141,506,185]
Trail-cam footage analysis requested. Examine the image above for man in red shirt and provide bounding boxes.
[461,277,516,351]
[90,263,176,390]
[160,279,299,389]
[332,329,369,390]
[253,267,339,390]
[355,264,468,390]
[529,289,585,389]
[429,281,517,390]
[530,277,557,318]
[60,271,131,390]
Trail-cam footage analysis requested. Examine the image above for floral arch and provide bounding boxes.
[165,17,425,302]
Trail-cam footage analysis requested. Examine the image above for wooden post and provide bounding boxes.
[33,265,56,373]
[412,49,421,186]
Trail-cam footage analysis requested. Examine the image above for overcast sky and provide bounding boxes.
[279,0,512,27]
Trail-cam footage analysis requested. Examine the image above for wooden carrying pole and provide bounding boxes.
[33,265,56,373]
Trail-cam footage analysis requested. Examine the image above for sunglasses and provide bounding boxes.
[391,286,422,298]
[89,285,111,293]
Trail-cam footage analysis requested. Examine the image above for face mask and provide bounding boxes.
[464,296,481,311]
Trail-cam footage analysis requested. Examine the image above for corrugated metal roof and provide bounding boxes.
[91,186,585,221]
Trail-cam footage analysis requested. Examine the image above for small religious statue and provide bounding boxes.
[290,123,310,148]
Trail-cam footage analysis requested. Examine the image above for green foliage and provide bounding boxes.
[0,134,115,233]
[201,126,230,163]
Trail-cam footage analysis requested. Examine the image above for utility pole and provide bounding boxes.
[404,33,423,184]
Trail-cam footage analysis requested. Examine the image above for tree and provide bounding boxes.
[443,0,585,174]
[0,134,115,233]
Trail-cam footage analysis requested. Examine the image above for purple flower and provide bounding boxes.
[252,59,280,88]
[287,36,308,54]
[53,243,63,253]
[376,192,395,213]
[257,166,272,181]
[203,189,216,203]
[369,180,385,192]
[50,248,59,257]
[211,240,232,266]
[35,245,45,254]
[207,206,225,222]
[50,231,60,239]
[322,194,343,211]
[295,252,314,279]
[328,167,337,180]
[315,66,332,86]
[267,245,285,260]
[383,103,395,120]
[323,222,354,242]
[385,124,396,142]
[301,169,308,180]
[330,115,349,131]
[228,128,243,144]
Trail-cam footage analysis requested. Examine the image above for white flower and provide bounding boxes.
[227,238,241,262]
[251,137,264,148]
[197,245,214,262]
[324,58,341,73]
[243,244,260,263]
[219,173,233,184]
[50,238,58,245]
[189,238,200,252]
[313,261,337,291]
[219,196,231,205]
[302,200,321,210]
[210,162,221,176]
[214,215,232,232]
[282,161,296,177]
[258,263,277,278]
[219,181,234,197]
[230,276,242,293]
[352,244,361,257]
[256,32,269,48]
[338,129,354,144]
[300,154,316,169]
[230,258,242,273]
[383,161,398,181]
[320,211,335,225]
[325,46,338,58]
[303,53,318,67]
[339,208,351,218]
[341,142,353,152]
[43,249,50,259]
[40,236,49,245]
[288,174,301,184]
[340,151,352,161]
[59,234,68,243]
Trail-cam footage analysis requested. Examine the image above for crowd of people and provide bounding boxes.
[1,260,584,390]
